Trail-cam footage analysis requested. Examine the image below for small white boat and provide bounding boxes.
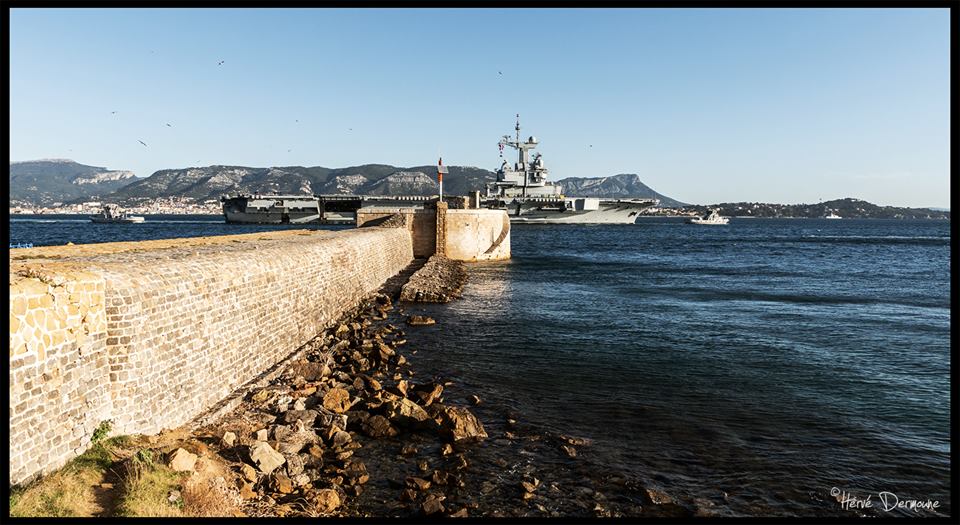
[825,212,842,219]
[687,209,729,225]
[90,204,145,224]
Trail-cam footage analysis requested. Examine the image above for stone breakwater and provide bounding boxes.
[399,256,468,303]
[8,227,414,486]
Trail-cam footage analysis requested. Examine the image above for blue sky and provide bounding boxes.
[9,8,950,207]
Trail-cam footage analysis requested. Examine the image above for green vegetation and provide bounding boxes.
[115,451,184,517]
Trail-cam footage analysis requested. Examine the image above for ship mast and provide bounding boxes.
[516,114,527,196]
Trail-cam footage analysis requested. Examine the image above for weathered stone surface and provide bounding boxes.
[167,448,198,472]
[240,463,258,482]
[289,361,330,381]
[249,441,286,474]
[362,415,398,438]
[313,489,341,514]
[323,388,352,414]
[282,409,319,426]
[383,396,434,429]
[422,494,446,515]
[438,406,488,443]
[405,315,436,326]
[221,431,237,448]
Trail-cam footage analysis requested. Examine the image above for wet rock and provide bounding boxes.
[249,441,286,474]
[468,394,482,406]
[438,406,488,443]
[362,415,398,438]
[396,379,409,397]
[407,476,432,491]
[401,443,418,456]
[422,494,445,515]
[521,477,541,493]
[646,488,673,505]
[343,461,370,485]
[167,448,198,472]
[431,470,449,485]
[449,508,469,517]
[406,315,436,326]
[364,376,382,391]
[415,383,444,406]
[440,443,454,456]
[418,459,430,472]
[221,431,237,448]
[313,488,341,514]
[383,396,434,429]
[400,488,417,502]
[335,450,354,461]
[323,388,350,414]
[561,445,577,458]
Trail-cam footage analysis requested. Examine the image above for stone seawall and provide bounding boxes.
[8,227,414,486]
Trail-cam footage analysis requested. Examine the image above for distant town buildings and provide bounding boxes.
[9,197,222,215]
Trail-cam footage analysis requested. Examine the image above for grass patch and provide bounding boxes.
[8,432,134,517]
[115,452,184,517]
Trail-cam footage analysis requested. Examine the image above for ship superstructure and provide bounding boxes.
[481,115,657,223]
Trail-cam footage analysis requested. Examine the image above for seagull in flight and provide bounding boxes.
[165,123,172,127]
[111,111,117,114]
[498,71,502,75]
[287,149,292,152]
[589,144,593,148]
[138,140,147,147]
[218,60,225,66]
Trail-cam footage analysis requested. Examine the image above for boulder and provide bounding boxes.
[289,361,330,381]
[249,441,286,474]
[313,488,341,514]
[405,315,436,326]
[438,406,488,443]
[422,494,445,515]
[271,473,295,494]
[167,448,198,472]
[255,429,269,441]
[415,383,444,406]
[383,396,434,429]
[221,431,237,448]
[282,409,319,426]
[362,415,398,438]
[323,388,352,414]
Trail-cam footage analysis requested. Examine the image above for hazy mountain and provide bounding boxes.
[556,173,688,207]
[12,160,688,207]
[9,159,138,205]
[93,164,499,203]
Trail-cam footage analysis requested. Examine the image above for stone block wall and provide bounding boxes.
[444,209,511,261]
[357,208,437,258]
[8,227,413,485]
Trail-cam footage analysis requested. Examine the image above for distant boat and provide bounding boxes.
[825,211,842,219]
[687,209,729,225]
[90,204,145,224]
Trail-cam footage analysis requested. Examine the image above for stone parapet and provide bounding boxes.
[8,227,413,486]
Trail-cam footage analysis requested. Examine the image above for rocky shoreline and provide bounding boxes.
[176,260,699,517]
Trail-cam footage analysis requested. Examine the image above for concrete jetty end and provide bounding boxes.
[7,207,509,486]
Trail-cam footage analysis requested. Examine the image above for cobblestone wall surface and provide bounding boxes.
[8,227,413,485]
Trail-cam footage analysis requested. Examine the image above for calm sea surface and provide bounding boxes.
[9,215,951,516]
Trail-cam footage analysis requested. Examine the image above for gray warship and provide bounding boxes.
[480,115,657,223]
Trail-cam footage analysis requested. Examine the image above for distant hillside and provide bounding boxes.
[11,160,687,207]
[9,159,138,205]
[99,164,498,204]
[687,198,951,220]
[556,174,687,206]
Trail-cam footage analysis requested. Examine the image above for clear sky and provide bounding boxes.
[9,8,950,208]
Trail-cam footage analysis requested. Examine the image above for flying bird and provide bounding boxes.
[498,71,502,75]
[218,60,225,66]
[287,149,292,152]
[138,140,147,147]
[111,111,117,114]
[165,123,172,127]
[589,144,593,148]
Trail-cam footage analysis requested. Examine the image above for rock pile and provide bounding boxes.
[399,256,467,303]
[205,291,487,517]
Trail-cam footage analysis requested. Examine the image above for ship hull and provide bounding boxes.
[487,200,655,224]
